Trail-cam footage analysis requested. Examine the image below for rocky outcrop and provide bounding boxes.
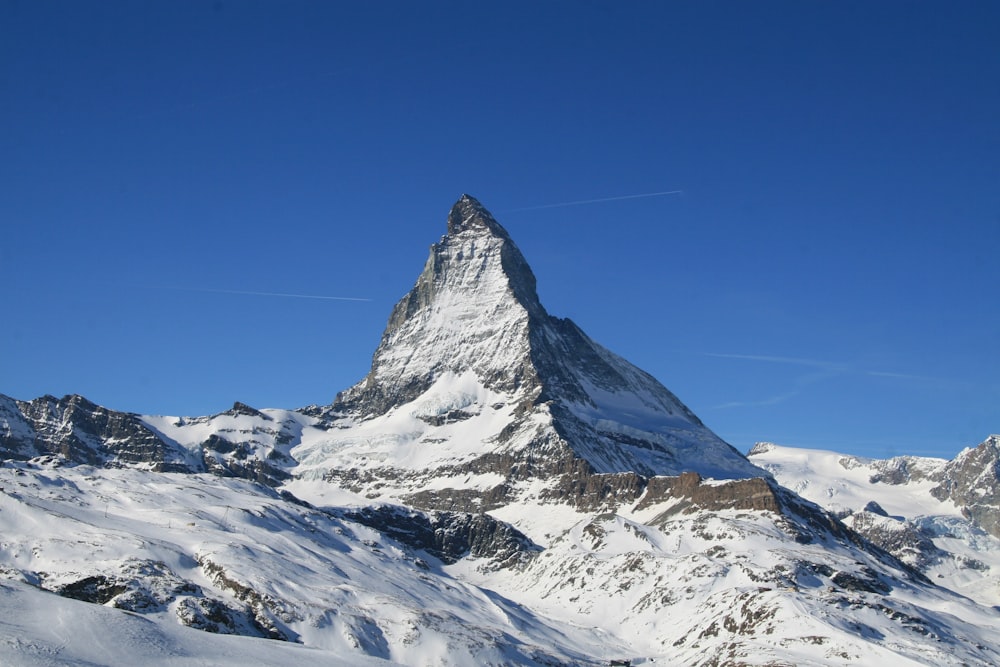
[197,555,297,641]
[867,456,941,485]
[342,505,540,569]
[0,394,192,471]
[42,557,279,640]
[930,435,1000,538]
[844,511,945,569]
[637,472,781,515]
[0,394,293,487]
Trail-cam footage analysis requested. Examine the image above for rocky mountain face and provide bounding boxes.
[333,195,752,477]
[0,393,188,470]
[929,435,1000,538]
[0,394,295,486]
[2,196,999,666]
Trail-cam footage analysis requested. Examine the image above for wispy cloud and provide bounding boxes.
[712,391,801,409]
[705,352,936,381]
[865,370,934,381]
[704,352,847,371]
[507,190,683,212]
[704,351,940,410]
[155,287,371,302]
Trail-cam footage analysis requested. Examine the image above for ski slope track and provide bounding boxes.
[2,196,998,665]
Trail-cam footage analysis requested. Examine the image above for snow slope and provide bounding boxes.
[455,488,1000,666]
[0,460,615,666]
[748,442,955,518]
[4,456,1000,666]
[0,579,395,667]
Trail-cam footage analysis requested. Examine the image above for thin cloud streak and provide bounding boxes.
[507,190,683,211]
[157,287,371,302]
[704,351,951,411]
[712,391,801,410]
[704,352,846,370]
[706,352,938,381]
[865,370,935,381]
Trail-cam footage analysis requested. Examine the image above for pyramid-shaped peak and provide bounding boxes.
[334,195,544,415]
[447,194,511,239]
[327,195,761,480]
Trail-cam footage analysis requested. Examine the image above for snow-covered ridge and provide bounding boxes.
[749,440,1000,608]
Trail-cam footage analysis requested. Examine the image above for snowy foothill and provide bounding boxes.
[0,579,396,667]
[0,461,618,666]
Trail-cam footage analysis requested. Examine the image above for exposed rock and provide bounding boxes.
[845,512,945,570]
[930,435,1000,539]
[864,500,889,517]
[639,473,781,516]
[197,554,297,641]
[0,393,295,487]
[868,457,931,485]
[343,505,540,569]
[56,575,129,605]
[224,401,271,420]
[0,394,192,471]
[175,596,274,638]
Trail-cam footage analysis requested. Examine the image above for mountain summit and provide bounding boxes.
[335,194,544,415]
[323,195,760,486]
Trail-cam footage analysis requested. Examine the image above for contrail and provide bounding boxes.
[507,190,683,212]
[158,287,371,302]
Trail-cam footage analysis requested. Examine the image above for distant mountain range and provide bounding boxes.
[2,196,998,666]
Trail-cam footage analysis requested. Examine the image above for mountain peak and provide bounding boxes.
[446,194,510,239]
[333,196,543,415]
[329,195,760,481]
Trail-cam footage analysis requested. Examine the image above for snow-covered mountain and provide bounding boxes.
[318,194,761,485]
[749,438,1000,609]
[2,196,999,666]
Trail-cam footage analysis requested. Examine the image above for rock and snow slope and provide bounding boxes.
[2,195,999,665]
[750,439,1000,609]
[321,194,761,484]
[0,462,606,665]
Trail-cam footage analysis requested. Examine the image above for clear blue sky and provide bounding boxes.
[3,1,997,459]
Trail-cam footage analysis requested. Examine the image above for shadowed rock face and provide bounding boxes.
[341,505,540,569]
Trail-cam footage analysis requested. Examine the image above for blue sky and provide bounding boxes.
[2,1,998,459]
